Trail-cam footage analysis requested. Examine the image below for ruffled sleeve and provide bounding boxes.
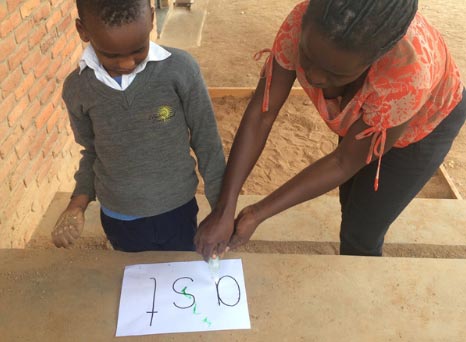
[254,1,308,112]
[356,59,431,190]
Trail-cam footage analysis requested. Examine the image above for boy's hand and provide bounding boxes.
[194,209,235,261]
[51,207,85,248]
[228,205,260,250]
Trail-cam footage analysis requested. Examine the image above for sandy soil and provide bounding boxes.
[186,0,466,198]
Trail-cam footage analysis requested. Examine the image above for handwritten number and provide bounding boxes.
[216,275,241,307]
[146,277,158,326]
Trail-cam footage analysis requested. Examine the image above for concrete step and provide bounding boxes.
[155,0,209,48]
[28,192,466,257]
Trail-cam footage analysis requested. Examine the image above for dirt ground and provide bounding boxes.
[186,0,466,199]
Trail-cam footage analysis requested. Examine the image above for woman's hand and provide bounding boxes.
[229,205,261,250]
[194,208,235,261]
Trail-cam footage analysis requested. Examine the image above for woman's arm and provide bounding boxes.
[195,59,297,260]
[229,116,411,248]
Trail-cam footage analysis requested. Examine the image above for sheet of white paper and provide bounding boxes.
[116,259,251,337]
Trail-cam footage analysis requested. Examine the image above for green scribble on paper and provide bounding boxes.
[180,286,208,324]
[181,286,192,298]
[193,303,201,315]
[202,317,212,327]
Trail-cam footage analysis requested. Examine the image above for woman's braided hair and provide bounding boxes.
[303,0,418,62]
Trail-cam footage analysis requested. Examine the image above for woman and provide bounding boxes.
[195,0,465,258]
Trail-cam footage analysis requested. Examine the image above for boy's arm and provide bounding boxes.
[52,80,97,247]
[183,65,226,209]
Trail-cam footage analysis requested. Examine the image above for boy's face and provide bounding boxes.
[76,5,154,77]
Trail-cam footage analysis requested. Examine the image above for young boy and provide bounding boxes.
[52,0,225,252]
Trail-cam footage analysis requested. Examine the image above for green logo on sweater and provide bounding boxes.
[155,105,174,122]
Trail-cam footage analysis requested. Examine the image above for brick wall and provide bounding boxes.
[0,0,83,248]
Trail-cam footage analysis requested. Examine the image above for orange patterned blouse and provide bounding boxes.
[256,1,463,190]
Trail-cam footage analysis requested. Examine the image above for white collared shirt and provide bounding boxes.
[79,41,171,91]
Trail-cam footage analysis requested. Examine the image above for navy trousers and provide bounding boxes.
[339,89,466,256]
[100,198,199,252]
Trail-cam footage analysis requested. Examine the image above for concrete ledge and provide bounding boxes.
[157,0,209,48]
[28,193,466,253]
[1,249,465,341]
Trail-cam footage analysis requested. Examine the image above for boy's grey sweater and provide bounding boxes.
[63,48,225,216]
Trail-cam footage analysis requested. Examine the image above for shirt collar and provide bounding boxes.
[78,41,171,75]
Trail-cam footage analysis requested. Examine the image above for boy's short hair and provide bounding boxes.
[76,0,151,27]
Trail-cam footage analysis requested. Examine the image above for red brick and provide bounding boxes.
[7,96,29,127]
[15,126,36,159]
[65,24,77,40]
[0,67,22,95]
[51,34,66,58]
[57,14,71,34]
[0,2,7,21]
[47,108,61,133]
[0,121,8,142]
[14,18,34,43]
[28,24,47,48]
[21,48,41,74]
[0,93,15,122]
[62,36,78,59]
[14,72,35,100]
[0,151,17,185]
[35,102,54,129]
[24,154,44,187]
[50,87,61,107]
[52,131,67,157]
[0,125,21,158]
[46,56,62,80]
[45,9,61,32]
[70,43,83,64]
[6,0,22,11]
[62,137,74,154]
[62,1,75,16]
[41,128,58,157]
[9,155,30,190]
[0,61,8,80]
[47,159,61,184]
[3,184,26,221]
[0,11,21,38]
[36,154,53,185]
[40,34,56,54]
[20,99,40,130]
[20,0,40,19]
[0,35,16,61]
[50,0,64,7]
[40,79,57,105]
[34,54,50,78]
[8,42,29,70]
[0,182,11,216]
[28,75,47,101]
[56,60,71,81]
[33,2,51,22]
[28,124,46,159]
